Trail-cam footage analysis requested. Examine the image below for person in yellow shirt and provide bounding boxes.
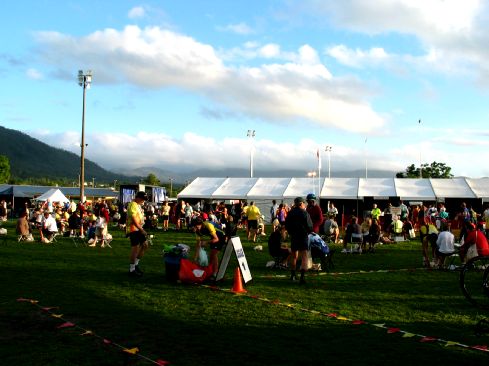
[371,203,381,222]
[246,201,261,243]
[126,191,148,277]
[193,217,226,281]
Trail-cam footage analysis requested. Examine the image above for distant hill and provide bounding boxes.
[0,125,134,183]
[121,166,396,183]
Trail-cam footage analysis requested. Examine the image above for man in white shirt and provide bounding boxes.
[435,224,455,268]
[40,211,58,243]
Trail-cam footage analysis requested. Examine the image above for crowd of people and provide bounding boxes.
[15,198,113,246]
[10,191,489,281]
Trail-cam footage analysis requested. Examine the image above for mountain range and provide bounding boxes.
[0,125,397,184]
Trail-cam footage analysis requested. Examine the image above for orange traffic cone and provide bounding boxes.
[231,267,247,293]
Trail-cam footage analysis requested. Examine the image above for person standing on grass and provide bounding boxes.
[285,196,313,284]
[306,193,323,234]
[161,201,170,231]
[126,191,148,277]
[246,201,261,243]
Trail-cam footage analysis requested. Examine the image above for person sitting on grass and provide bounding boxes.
[268,224,291,268]
[367,218,381,252]
[193,217,226,282]
[16,211,31,241]
[323,214,339,243]
[459,222,489,263]
[435,223,455,268]
[40,211,58,243]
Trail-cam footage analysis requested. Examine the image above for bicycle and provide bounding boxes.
[459,255,489,309]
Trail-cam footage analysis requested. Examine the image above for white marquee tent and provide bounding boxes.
[178,177,489,202]
[33,188,70,203]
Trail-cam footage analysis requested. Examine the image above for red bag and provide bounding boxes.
[178,259,212,283]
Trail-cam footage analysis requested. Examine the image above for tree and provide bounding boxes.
[0,155,10,183]
[143,173,161,186]
[396,161,453,178]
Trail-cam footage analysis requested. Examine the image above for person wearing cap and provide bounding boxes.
[285,197,313,284]
[193,217,226,281]
[306,193,323,234]
[126,191,149,277]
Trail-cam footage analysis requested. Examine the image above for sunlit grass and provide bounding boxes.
[1,220,488,365]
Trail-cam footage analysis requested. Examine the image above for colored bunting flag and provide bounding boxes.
[420,337,437,343]
[402,333,416,338]
[387,328,401,334]
[123,347,139,355]
[57,322,75,329]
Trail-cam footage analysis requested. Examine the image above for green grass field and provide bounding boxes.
[1,220,489,365]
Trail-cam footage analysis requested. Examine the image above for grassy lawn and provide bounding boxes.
[1,220,489,365]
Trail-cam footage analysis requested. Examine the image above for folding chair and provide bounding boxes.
[350,233,363,253]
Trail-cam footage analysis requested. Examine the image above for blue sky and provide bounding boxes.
[1,0,489,178]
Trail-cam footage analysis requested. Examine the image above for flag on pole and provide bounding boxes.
[317,148,321,170]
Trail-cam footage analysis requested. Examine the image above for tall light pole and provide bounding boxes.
[325,145,332,179]
[78,70,92,204]
[247,129,255,178]
[169,177,173,198]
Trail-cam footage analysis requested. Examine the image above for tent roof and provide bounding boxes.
[394,178,436,201]
[178,177,227,199]
[430,178,476,198]
[358,178,397,198]
[283,177,324,198]
[211,177,257,199]
[247,177,292,199]
[465,178,489,201]
[177,177,489,201]
[320,178,359,199]
[34,188,70,203]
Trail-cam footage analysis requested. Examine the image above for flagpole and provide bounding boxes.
[317,148,321,199]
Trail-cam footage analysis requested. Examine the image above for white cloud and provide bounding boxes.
[34,25,386,133]
[26,68,43,80]
[29,130,400,173]
[217,22,254,35]
[326,45,389,68]
[294,0,489,85]
[258,43,281,58]
[28,128,489,177]
[128,6,145,19]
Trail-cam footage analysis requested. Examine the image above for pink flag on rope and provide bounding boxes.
[327,313,338,318]
[156,360,171,365]
[57,322,75,329]
[472,345,489,351]
[103,339,112,345]
[41,307,57,312]
[420,337,437,342]
[352,320,366,325]
[387,328,401,334]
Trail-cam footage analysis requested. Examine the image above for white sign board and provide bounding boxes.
[216,236,252,283]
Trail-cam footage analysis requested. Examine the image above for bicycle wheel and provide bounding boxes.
[460,256,489,309]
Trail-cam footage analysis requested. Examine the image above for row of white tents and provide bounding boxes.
[178,177,489,201]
